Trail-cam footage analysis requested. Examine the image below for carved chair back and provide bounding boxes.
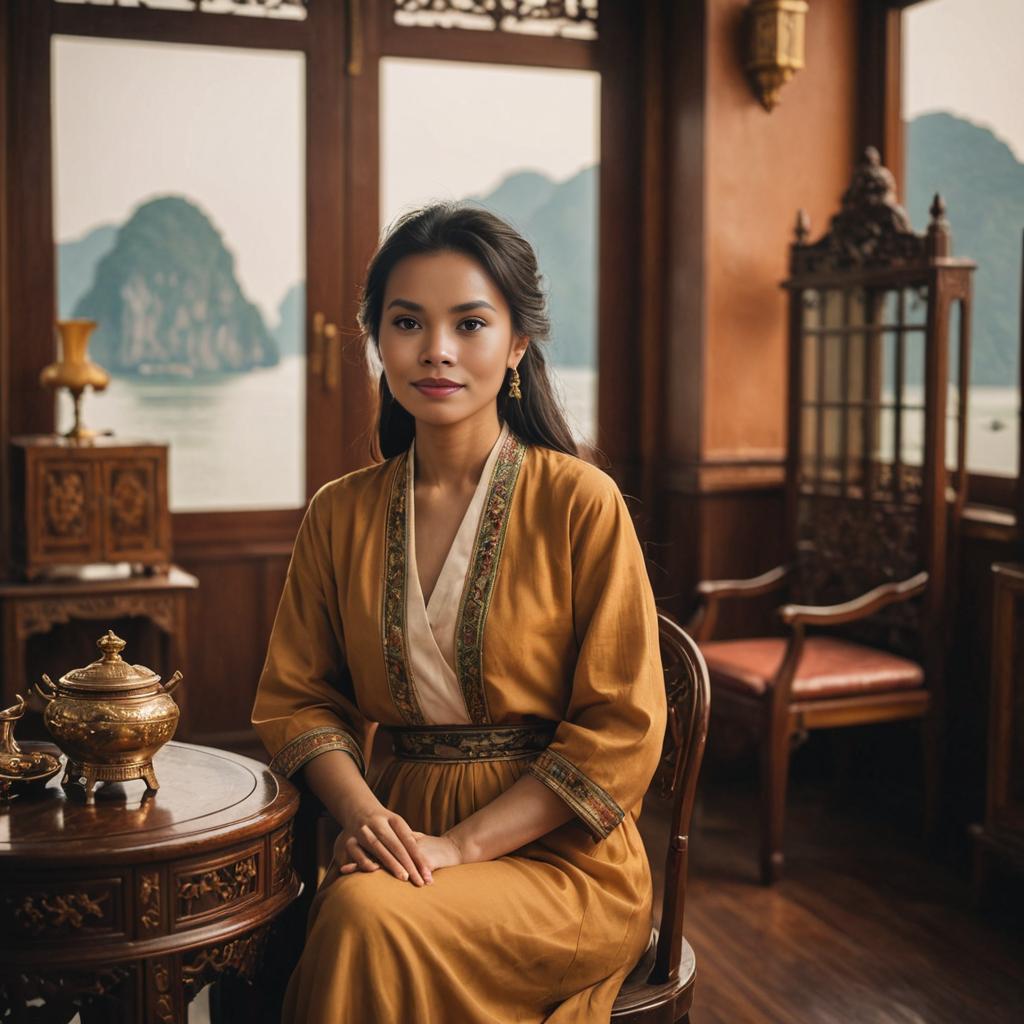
[644,613,710,984]
[785,148,975,659]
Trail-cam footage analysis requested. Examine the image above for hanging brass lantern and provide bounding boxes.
[746,0,809,112]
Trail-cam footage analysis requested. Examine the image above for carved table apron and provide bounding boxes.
[0,741,299,1023]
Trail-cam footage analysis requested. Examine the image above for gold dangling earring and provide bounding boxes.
[508,366,522,401]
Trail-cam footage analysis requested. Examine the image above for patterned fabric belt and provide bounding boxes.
[389,723,557,764]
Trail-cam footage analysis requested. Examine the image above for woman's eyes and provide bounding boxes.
[391,317,487,333]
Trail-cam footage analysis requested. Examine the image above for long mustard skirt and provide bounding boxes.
[283,755,653,1023]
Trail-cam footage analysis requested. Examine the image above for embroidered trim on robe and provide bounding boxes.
[381,454,427,725]
[269,726,366,778]
[528,748,625,840]
[391,723,556,763]
[455,431,527,723]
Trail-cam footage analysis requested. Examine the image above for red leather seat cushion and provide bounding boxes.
[701,636,924,700]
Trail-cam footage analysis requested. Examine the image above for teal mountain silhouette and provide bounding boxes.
[470,166,597,368]
[906,112,1024,387]
[273,281,305,358]
[72,196,278,376]
[58,224,117,319]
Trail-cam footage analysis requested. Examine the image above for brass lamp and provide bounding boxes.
[746,0,809,112]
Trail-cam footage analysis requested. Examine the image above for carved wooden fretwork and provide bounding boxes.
[177,854,258,918]
[44,470,89,539]
[109,468,150,533]
[652,645,694,801]
[271,823,294,894]
[0,964,134,1019]
[393,0,597,39]
[15,595,178,640]
[138,871,161,933]
[149,957,177,1024]
[795,495,923,655]
[791,147,948,274]
[180,924,270,999]
[54,0,308,18]
[8,889,111,937]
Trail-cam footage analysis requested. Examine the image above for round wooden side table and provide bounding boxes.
[0,741,300,1023]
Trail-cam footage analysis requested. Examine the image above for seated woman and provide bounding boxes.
[251,203,666,1023]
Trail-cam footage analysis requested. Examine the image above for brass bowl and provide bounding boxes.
[35,630,183,804]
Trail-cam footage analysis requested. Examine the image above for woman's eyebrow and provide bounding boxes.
[386,298,497,313]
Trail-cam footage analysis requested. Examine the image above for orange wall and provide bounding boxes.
[703,0,861,459]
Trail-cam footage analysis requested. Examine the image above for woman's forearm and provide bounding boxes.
[303,749,378,825]
[443,773,574,864]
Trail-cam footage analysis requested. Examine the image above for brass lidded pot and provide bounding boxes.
[35,630,183,804]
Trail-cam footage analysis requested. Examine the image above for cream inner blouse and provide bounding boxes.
[405,421,510,724]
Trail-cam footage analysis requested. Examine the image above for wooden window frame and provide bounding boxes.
[863,0,1022,520]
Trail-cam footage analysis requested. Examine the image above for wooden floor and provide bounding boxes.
[651,779,1024,1024]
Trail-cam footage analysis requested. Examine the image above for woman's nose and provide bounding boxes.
[419,329,455,366]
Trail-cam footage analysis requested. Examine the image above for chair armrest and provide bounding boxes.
[688,565,791,641]
[778,571,928,628]
[696,564,792,600]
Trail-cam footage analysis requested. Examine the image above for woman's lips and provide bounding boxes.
[412,381,465,399]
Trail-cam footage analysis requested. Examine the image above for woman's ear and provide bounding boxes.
[509,334,530,368]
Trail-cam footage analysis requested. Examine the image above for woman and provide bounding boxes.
[251,203,666,1023]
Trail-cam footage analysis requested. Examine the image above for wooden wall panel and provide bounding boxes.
[704,0,860,460]
[175,551,290,759]
[648,0,863,611]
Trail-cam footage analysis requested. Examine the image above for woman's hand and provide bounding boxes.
[413,833,464,873]
[337,828,464,881]
[333,798,433,886]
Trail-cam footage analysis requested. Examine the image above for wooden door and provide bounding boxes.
[2,0,370,753]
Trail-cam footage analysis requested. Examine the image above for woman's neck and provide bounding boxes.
[413,408,503,490]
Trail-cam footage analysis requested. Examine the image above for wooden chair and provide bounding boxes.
[689,148,975,886]
[242,612,710,1023]
[610,612,710,1023]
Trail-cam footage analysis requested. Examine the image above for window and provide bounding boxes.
[902,0,1024,480]
[52,36,306,512]
[380,57,600,443]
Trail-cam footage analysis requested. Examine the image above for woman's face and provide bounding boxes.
[377,250,528,430]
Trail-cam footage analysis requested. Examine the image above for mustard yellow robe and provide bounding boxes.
[252,427,666,1023]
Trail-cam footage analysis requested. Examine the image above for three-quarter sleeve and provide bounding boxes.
[251,485,370,779]
[527,472,666,840]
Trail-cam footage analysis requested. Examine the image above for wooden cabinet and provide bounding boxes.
[9,436,170,579]
[971,562,1024,899]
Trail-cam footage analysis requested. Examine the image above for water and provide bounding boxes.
[57,356,307,513]
[56,365,1016,512]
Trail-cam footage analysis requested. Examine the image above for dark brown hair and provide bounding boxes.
[357,202,579,460]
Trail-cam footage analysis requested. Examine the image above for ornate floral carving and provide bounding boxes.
[791,148,942,274]
[180,925,270,998]
[9,889,110,936]
[44,469,88,538]
[271,823,294,894]
[15,594,177,639]
[652,655,696,801]
[150,958,176,1023]
[795,494,924,655]
[393,0,597,39]
[109,468,150,532]
[0,964,133,1013]
[177,855,258,918]
[138,871,161,932]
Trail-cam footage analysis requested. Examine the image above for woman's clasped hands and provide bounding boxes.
[335,796,464,885]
